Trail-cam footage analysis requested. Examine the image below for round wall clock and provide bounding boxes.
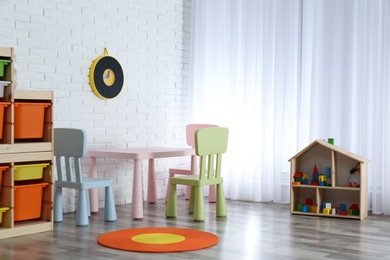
[89,48,124,99]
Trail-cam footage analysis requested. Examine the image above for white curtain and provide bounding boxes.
[189,0,390,214]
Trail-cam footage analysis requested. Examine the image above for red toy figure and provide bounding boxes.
[346,163,360,187]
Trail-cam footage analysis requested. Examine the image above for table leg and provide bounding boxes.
[147,158,157,203]
[89,156,99,213]
[132,159,143,219]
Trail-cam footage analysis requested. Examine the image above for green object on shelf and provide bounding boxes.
[0,59,11,77]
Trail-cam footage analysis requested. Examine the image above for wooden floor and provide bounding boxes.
[1,198,390,259]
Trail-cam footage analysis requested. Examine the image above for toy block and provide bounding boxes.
[325,203,332,208]
[302,174,309,180]
[319,175,327,182]
[349,204,360,216]
[305,198,313,205]
[331,208,336,214]
[339,203,347,211]
[292,181,301,185]
[302,179,308,184]
[310,205,317,213]
[323,208,331,214]
[302,205,309,212]
[313,164,318,174]
[296,204,303,211]
[294,172,303,178]
[325,167,331,178]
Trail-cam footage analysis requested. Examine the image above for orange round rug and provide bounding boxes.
[97,227,219,253]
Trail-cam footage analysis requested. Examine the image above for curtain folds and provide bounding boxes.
[189,0,390,214]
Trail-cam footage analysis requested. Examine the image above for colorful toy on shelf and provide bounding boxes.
[346,163,360,187]
[349,204,360,216]
[311,164,319,186]
[297,198,315,213]
[338,203,347,215]
[302,174,309,184]
[293,171,303,184]
[339,211,347,216]
[325,167,331,178]
[319,175,327,186]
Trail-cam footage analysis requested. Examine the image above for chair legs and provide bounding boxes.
[188,186,196,214]
[55,185,116,226]
[54,186,63,222]
[165,176,172,203]
[104,186,117,222]
[216,184,227,217]
[193,186,205,221]
[165,175,192,202]
[166,183,225,221]
[76,189,89,226]
[165,183,177,218]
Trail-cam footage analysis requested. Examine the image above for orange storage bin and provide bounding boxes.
[14,102,50,139]
[14,163,49,181]
[14,182,48,221]
[0,102,10,139]
[0,207,9,223]
[0,165,9,194]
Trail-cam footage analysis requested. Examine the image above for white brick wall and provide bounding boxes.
[0,0,192,212]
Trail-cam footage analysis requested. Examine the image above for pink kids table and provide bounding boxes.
[88,147,195,219]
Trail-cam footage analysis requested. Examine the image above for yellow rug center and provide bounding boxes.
[132,233,185,244]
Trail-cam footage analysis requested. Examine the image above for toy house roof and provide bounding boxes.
[293,172,303,177]
[288,139,369,163]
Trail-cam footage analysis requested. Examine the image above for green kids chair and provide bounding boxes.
[165,127,229,221]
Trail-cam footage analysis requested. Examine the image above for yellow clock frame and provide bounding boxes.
[89,48,124,99]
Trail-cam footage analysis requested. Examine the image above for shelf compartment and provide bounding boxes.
[318,188,360,217]
[0,207,8,223]
[0,60,11,77]
[0,82,11,98]
[0,102,10,139]
[291,186,317,213]
[14,182,49,221]
[14,102,50,139]
[0,165,9,194]
[14,163,49,181]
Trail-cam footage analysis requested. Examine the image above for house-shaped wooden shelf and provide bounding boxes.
[289,139,369,220]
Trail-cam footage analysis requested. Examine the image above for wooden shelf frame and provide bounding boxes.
[289,139,369,220]
[0,47,54,239]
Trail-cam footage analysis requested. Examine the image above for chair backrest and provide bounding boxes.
[54,128,87,183]
[195,127,229,180]
[186,124,218,147]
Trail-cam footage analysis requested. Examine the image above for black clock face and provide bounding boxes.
[89,56,124,99]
